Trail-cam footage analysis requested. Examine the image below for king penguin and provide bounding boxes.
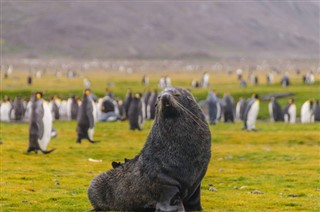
[128,93,144,130]
[314,100,320,122]
[243,94,260,131]
[27,92,55,154]
[76,89,97,143]
[236,97,247,121]
[268,97,284,122]
[11,96,25,121]
[301,99,314,123]
[206,90,219,125]
[283,98,296,123]
[67,95,79,120]
[0,96,12,122]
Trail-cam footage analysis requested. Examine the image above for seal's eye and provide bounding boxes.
[187,96,193,101]
[173,91,181,97]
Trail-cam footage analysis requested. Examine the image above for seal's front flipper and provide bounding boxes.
[183,185,202,211]
[156,186,185,212]
[112,161,122,169]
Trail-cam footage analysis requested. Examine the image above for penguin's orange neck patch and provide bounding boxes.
[85,90,91,95]
[36,94,41,99]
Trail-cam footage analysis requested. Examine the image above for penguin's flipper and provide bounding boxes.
[40,148,56,154]
[88,128,95,142]
[87,108,95,129]
[37,121,45,140]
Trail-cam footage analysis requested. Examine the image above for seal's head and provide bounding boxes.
[155,87,206,125]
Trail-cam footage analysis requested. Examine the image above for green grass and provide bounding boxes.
[1,69,320,211]
[1,121,319,211]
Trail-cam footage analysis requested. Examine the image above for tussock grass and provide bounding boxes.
[1,121,319,211]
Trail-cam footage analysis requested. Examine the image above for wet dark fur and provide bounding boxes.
[88,87,211,211]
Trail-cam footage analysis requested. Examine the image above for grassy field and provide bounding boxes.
[1,121,319,211]
[2,69,320,119]
[1,68,320,211]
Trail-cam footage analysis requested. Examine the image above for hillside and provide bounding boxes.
[2,1,319,59]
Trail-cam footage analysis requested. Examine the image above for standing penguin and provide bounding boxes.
[23,97,33,122]
[283,98,296,123]
[268,97,284,122]
[76,89,97,143]
[301,100,314,123]
[27,92,55,154]
[147,89,158,120]
[243,94,260,131]
[128,93,144,130]
[206,90,219,125]
[236,97,247,121]
[314,100,320,122]
[67,95,79,120]
[11,96,25,121]
[59,99,68,120]
[142,89,151,119]
[222,93,235,123]
[123,88,133,119]
[0,96,12,122]
[49,96,60,120]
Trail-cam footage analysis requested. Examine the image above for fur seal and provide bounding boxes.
[88,87,211,211]
[76,89,97,143]
[27,92,55,154]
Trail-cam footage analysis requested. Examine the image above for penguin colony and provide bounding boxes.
[1,89,318,154]
[2,92,319,126]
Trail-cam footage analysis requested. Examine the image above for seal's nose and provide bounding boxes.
[161,92,171,107]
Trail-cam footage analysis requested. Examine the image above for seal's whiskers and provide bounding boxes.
[173,100,207,128]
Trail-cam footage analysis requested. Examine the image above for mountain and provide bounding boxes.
[2,1,319,60]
